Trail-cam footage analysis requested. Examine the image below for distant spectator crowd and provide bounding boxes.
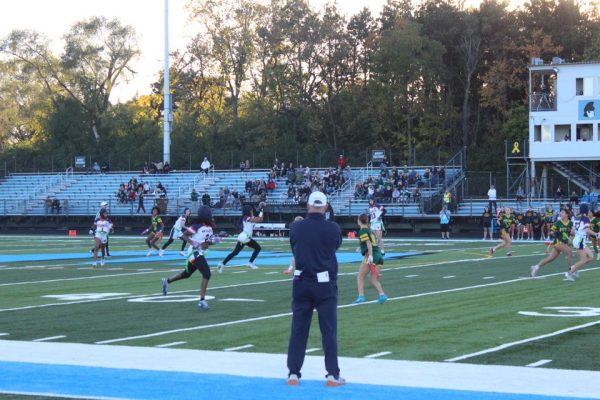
[116,178,167,204]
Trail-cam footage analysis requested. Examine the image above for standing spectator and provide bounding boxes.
[487,184,497,212]
[200,157,211,176]
[92,161,101,174]
[286,192,344,387]
[202,191,212,207]
[555,185,564,202]
[590,188,599,212]
[569,191,579,208]
[100,162,109,174]
[44,196,52,215]
[137,187,146,213]
[443,189,452,210]
[337,155,347,171]
[439,205,451,239]
[240,160,246,172]
[190,188,199,213]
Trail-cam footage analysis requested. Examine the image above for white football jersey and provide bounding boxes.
[188,224,213,252]
[572,216,590,238]
[95,219,112,241]
[369,206,383,223]
[242,216,255,236]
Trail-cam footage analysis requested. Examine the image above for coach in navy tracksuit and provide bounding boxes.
[286,191,345,386]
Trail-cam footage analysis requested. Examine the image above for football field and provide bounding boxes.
[1,234,600,399]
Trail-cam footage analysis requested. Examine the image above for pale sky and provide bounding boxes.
[1,0,510,102]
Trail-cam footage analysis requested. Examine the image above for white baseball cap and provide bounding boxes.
[308,191,327,207]
[100,201,108,207]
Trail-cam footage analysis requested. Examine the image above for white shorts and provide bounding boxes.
[237,232,251,244]
[371,222,383,231]
[170,228,183,240]
[573,235,587,250]
[95,235,108,245]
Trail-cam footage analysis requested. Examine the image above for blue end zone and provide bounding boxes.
[0,251,423,266]
[0,361,590,400]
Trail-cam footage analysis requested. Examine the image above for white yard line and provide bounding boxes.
[443,275,456,279]
[223,344,254,352]
[405,274,419,278]
[482,276,495,280]
[0,333,9,337]
[364,351,392,359]
[305,348,320,353]
[32,335,66,342]
[155,341,187,348]
[1,340,599,399]
[0,270,165,288]
[526,359,553,368]
[446,320,600,362]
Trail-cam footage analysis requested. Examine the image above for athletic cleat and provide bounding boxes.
[146,249,153,256]
[286,373,300,386]
[596,253,600,261]
[161,278,169,295]
[530,265,540,278]
[198,300,210,310]
[377,293,388,304]
[352,295,365,304]
[158,249,164,257]
[325,375,346,387]
[564,271,576,282]
[92,262,97,268]
[218,263,225,274]
[100,258,105,267]
[489,248,494,256]
[506,252,513,257]
[248,263,258,270]
[179,251,185,256]
[572,270,580,278]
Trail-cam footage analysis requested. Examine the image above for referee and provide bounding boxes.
[286,191,345,387]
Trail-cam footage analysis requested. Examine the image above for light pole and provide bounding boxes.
[163,0,172,164]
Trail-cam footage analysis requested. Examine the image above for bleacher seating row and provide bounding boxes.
[0,166,462,217]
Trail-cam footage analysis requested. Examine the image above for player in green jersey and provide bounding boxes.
[589,210,600,260]
[352,213,387,305]
[531,208,573,277]
[490,207,513,256]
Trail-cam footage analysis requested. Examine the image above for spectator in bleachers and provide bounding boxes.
[163,161,171,174]
[337,155,347,170]
[266,178,276,194]
[443,189,452,210]
[240,160,246,172]
[590,188,598,212]
[143,181,150,194]
[51,198,61,214]
[143,162,150,175]
[201,157,211,176]
[272,158,281,177]
[202,190,211,207]
[392,187,400,203]
[412,187,421,204]
[516,185,525,203]
[379,156,388,177]
[439,166,446,181]
[137,187,146,213]
[44,196,52,215]
[190,188,199,212]
[92,161,101,174]
[225,193,236,209]
[117,184,127,203]
[101,162,109,174]
[245,160,250,170]
[570,191,579,207]
[555,185,564,202]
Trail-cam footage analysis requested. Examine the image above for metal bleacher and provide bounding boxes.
[455,198,566,216]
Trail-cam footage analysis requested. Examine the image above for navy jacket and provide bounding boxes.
[290,212,342,282]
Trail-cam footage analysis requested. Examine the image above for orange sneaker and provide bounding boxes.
[325,375,346,387]
[286,373,299,385]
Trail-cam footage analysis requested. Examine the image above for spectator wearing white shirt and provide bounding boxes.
[200,157,211,176]
[487,185,497,212]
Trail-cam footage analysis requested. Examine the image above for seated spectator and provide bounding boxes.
[163,161,171,174]
[156,181,166,195]
[225,193,235,209]
[51,199,61,214]
[202,191,212,206]
[240,160,246,172]
[92,162,101,174]
[143,162,150,175]
[337,155,347,170]
[392,187,401,203]
[266,178,276,193]
[272,159,281,177]
[100,162,109,174]
[412,187,421,204]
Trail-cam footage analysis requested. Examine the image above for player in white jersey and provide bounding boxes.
[89,201,112,256]
[565,204,597,281]
[218,203,264,272]
[92,209,113,267]
[368,199,386,255]
[161,206,220,309]
[160,208,191,256]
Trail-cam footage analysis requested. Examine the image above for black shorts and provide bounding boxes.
[483,221,491,228]
[184,253,211,280]
[440,223,450,232]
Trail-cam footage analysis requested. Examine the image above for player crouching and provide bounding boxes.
[161,206,220,310]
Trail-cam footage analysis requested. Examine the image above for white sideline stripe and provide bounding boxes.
[1,340,599,399]
[136,269,153,271]
[482,276,495,280]
[0,391,121,400]
[232,271,248,274]
[0,270,165,288]
[264,272,279,275]
[305,348,320,353]
[155,341,187,348]
[32,335,66,342]
[405,274,419,278]
[0,333,9,336]
[365,351,392,359]
[443,275,456,279]
[98,271,576,345]
[446,319,600,362]
[220,298,265,302]
[224,344,254,352]
[527,359,552,368]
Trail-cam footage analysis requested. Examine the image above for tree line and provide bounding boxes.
[1,0,599,174]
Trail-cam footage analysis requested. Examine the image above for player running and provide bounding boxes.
[489,207,514,256]
[160,207,191,256]
[530,207,573,277]
[161,206,220,310]
[368,199,386,255]
[353,213,388,304]
[218,203,264,272]
[92,209,113,267]
[565,204,597,281]
[142,206,164,256]
[589,210,600,260]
